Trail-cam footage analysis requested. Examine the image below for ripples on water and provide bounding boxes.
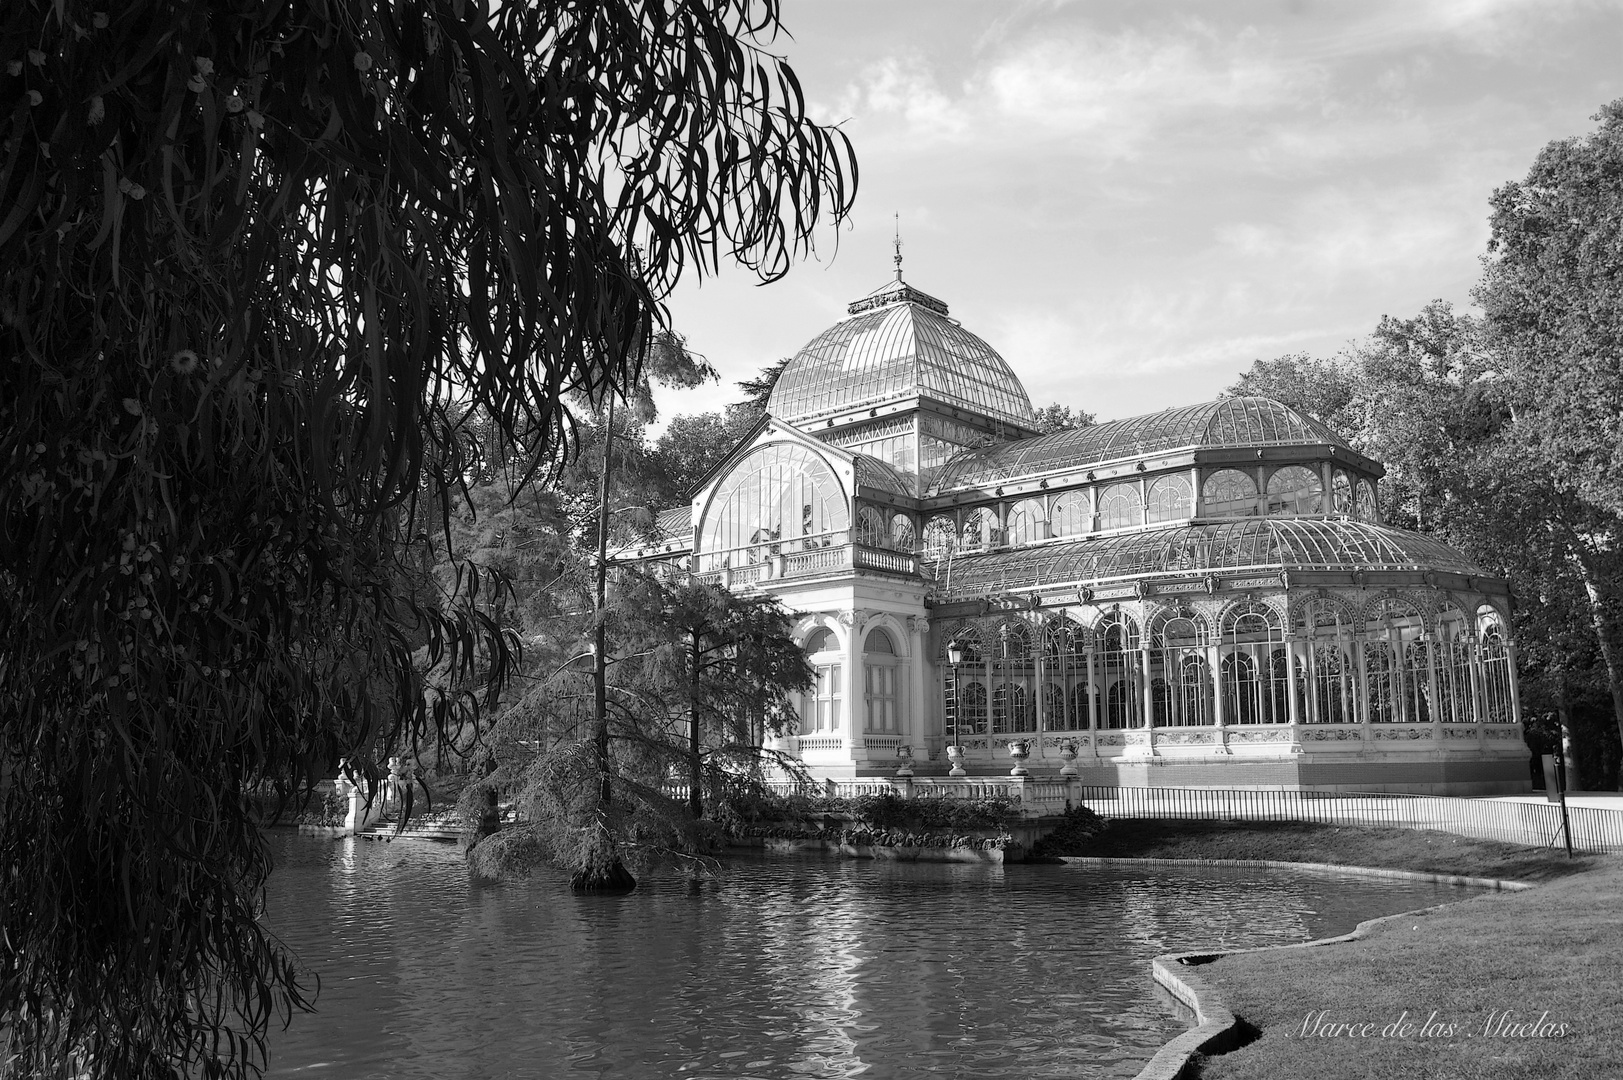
[261,833,1479,1080]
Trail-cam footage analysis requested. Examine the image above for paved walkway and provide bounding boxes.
[1490,793,1623,811]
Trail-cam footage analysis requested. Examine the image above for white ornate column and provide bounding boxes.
[840,609,866,767]
[906,615,931,759]
[1209,640,1228,754]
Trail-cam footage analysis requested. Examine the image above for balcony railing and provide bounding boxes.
[695,541,918,586]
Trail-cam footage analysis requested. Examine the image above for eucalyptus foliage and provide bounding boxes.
[0,1,853,1076]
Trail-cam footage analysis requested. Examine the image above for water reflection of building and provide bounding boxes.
[630,271,1529,793]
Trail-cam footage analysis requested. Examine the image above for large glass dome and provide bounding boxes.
[767,278,1035,428]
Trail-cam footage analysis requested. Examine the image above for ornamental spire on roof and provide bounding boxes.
[847,218,950,317]
[893,212,904,282]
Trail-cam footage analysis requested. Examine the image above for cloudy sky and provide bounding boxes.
[652,0,1623,429]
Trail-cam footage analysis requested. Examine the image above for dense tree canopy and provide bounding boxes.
[0,2,853,1077]
[1477,100,1623,519]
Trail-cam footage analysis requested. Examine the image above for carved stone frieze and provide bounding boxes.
[1373,726,1435,741]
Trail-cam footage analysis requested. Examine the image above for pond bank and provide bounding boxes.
[1091,821,1614,1080]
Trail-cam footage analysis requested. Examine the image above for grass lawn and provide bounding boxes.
[1062,820,1619,1080]
[1061,818,1596,883]
[1194,857,1623,1080]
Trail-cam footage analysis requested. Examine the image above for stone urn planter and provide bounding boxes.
[1058,741,1079,777]
[947,744,967,777]
[1007,739,1030,777]
[894,744,914,778]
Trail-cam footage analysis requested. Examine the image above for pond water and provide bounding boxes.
[261,833,1480,1080]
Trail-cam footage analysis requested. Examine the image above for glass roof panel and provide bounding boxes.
[925,519,1484,600]
[852,454,912,496]
[928,398,1356,493]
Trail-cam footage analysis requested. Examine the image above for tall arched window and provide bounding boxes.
[1364,598,1425,722]
[700,443,849,569]
[1099,615,1141,728]
[960,507,999,552]
[1151,609,1210,726]
[1222,602,1286,724]
[1332,471,1354,514]
[1043,617,1091,730]
[890,514,916,553]
[922,515,956,560]
[864,628,902,734]
[1070,682,1099,729]
[1265,465,1323,515]
[1354,480,1378,523]
[1097,483,1143,531]
[992,621,1035,734]
[1202,469,1259,517]
[802,627,843,735]
[960,681,988,737]
[1294,597,1354,725]
[1434,606,1474,724]
[1480,622,1515,724]
[1146,474,1193,524]
[855,506,886,548]
[1050,490,1092,537]
[1005,498,1045,546]
[1365,643,1397,723]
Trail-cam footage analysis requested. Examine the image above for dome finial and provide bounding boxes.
[893,212,903,282]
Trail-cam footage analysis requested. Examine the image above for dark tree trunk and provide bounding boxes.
[1567,536,1623,762]
[689,633,704,821]
[575,393,633,895]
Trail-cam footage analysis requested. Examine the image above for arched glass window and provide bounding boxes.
[802,628,843,734]
[943,624,982,664]
[855,506,886,548]
[1222,602,1286,724]
[960,507,999,552]
[1354,480,1378,523]
[890,514,916,552]
[1332,471,1354,514]
[1480,623,1514,724]
[1097,483,1143,531]
[1365,598,1425,722]
[1042,618,1090,731]
[992,683,1034,734]
[1050,490,1091,537]
[1151,609,1210,727]
[1146,474,1193,524]
[1069,682,1099,729]
[700,443,848,569]
[1265,465,1323,515]
[1294,596,1354,724]
[1434,606,1474,724]
[1005,498,1045,546]
[864,629,901,733]
[1043,682,1068,732]
[1365,643,1397,723]
[991,621,1035,733]
[1099,615,1141,728]
[922,515,956,560]
[960,681,988,737]
[1202,469,1259,517]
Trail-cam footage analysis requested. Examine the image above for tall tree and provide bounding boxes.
[1476,100,1623,764]
[1030,403,1096,434]
[0,3,854,1077]
[1476,99,1623,519]
[653,580,813,822]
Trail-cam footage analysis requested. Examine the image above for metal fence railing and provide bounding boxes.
[706,778,1623,853]
[1073,786,1623,853]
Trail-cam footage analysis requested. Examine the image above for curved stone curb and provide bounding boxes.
[1104,858,1539,1080]
[1059,855,1536,891]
